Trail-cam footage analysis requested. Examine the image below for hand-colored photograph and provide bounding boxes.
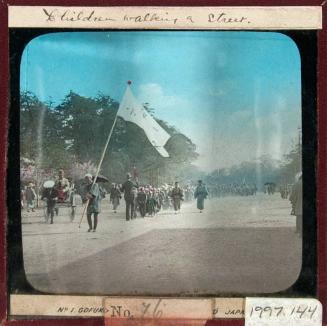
[19,31,302,295]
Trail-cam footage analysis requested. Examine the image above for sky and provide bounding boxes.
[20,31,301,172]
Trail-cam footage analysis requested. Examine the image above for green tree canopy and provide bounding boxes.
[20,91,199,185]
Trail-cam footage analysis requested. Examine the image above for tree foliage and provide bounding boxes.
[20,91,199,184]
[20,91,301,188]
[278,142,302,184]
[204,145,301,189]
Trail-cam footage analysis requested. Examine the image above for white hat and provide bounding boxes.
[84,173,92,178]
[43,180,55,188]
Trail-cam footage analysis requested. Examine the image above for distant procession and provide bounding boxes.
[21,165,302,241]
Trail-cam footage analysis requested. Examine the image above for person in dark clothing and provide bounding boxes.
[121,173,138,221]
[194,180,209,213]
[146,191,157,217]
[83,173,101,232]
[26,182,37,212]
[41,180,58,224]
[136,187,147,217]
[170,182,184,213]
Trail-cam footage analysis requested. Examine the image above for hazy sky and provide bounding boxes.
[20,31,301,172]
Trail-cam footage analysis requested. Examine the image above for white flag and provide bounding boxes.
[117,86,171,157]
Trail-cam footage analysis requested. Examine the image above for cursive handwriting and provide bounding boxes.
[41,8,252,26]
[43,9,116,22]
[141,299,164,318]
[123,12,178,24]
[208,12,249,24]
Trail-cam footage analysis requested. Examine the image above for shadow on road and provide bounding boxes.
[26,227,302,296]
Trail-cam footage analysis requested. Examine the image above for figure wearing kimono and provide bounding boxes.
[146,193,157,217]
[110,185,121,213]
[25,183,36,212]
[55,170,70,203]
[170,182,184,213]
[194,181,209,212]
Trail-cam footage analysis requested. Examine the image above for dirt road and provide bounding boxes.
[22,193,302,295]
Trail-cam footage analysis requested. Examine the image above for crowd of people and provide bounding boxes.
[20,170,210,230]
[21,170,76,223]
[206,183,257,198]
[21,169,302,235]
[108,174,209,222]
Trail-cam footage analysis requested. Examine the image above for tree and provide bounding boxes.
[20,91,72,170]
[278,142,302,184]
[20,92,199,185]
[20,91,47,160]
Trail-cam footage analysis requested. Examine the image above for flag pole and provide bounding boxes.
[78,113,119,228]
[78,82,130,228]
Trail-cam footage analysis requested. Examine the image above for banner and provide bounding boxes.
[117,85,171,157]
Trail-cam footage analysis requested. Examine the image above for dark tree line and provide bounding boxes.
[20,91,301,188]
[204,145,302,189]
[20,91,199,184]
